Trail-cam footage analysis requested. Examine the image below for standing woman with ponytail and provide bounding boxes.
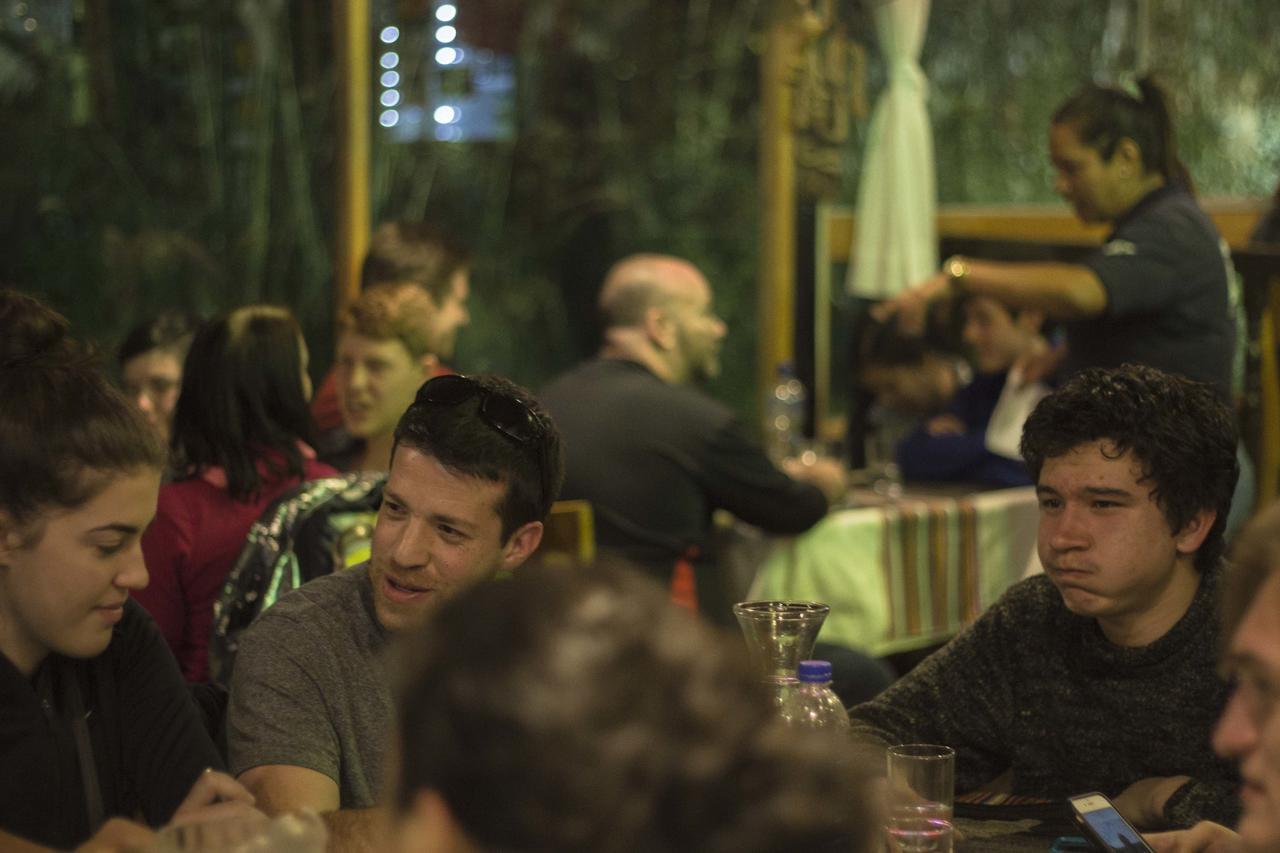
[137,305,337,683]
[0,290,254,850]
[879,76,1236,402]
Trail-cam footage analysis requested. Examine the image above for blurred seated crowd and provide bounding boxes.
[4,76,1280,853]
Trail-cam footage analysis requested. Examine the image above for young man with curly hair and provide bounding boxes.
[850,364,1240,832]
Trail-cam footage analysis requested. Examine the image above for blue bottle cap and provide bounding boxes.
[796,660,833,683]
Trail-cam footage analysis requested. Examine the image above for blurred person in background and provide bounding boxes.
[312,222,471,434]
[0,289,255,850]
[895,294,1046,486]
[137,305,336,683]
[117,311,202,446]
[321,284,444,473]
[388,560,875,853]
[876,77,1253,530]
[855,307,970,475]
[541,254,847,611]
[879,76,1233,401]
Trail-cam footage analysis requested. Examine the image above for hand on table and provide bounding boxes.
[782,455,848,503]
[1145,820,1243,853]
[1112,775,1192,829]
[869,272,949,337]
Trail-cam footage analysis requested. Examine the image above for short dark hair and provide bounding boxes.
[1020,364,1238,572]
[392,374,564,540]
[1,289,165,532]
[392,561,874,853]
[117,311,202,367]
[361,222,471,304]
[858,298,965,371]
[1052,75,1192,190]
[170,305,315,501]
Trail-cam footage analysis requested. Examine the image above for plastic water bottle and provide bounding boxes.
[780,660,849,730]
[766,362,807,463]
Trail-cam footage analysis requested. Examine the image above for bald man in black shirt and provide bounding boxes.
[541,254,845,613]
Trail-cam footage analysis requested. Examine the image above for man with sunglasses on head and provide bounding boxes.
[226,374,564,852]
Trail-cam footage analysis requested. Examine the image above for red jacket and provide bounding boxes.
[137,453,337,682]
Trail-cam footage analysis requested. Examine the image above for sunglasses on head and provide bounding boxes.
[414,374,544,446]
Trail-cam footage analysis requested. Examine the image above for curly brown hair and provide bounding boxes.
[1021,364,1238,573]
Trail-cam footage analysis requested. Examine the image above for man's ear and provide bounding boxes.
[500,520,544,572]
[641,306,675,351]
[397,789,479,853]
[418,352,440,378]
[1173,507,1216,557]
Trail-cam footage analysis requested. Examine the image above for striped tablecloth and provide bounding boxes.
[747,486,1041,656]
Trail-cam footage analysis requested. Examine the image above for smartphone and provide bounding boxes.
[1067,792,1155,853]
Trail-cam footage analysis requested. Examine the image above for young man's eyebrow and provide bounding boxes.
[1080,486,1134,498]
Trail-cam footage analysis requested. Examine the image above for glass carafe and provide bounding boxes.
[733,601,829,710]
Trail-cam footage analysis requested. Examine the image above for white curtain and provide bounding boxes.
[846,0,936,299]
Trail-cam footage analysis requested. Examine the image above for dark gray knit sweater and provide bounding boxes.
[849,569,1238,828]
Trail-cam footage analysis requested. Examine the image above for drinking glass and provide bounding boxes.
[732,600,829,710]
[885,744,955,853]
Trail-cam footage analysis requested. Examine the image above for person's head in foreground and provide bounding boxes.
[1210,502,1280,851]
[1146,504,1280,853]
[170,304,315,501]
[117,311,201,445]
[0,289,167,675]
[369,373,565,634]
[1050,75,1189,225]
[389,560,874,853]
[335,284,443,469]
[1020,364,1237,646]
[363,222,472,360]
[598,253,728,386]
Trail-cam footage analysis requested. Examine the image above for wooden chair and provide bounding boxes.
[538,499,596,566]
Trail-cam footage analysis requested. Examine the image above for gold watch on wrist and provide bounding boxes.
[944,255,970,292]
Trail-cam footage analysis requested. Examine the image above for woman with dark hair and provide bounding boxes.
[138,305,337,682]
[0,290,254,850]
[117,311,202,445]
[879,75,1235,404]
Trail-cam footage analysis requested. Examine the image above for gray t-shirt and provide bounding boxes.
[227,564,391,808]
